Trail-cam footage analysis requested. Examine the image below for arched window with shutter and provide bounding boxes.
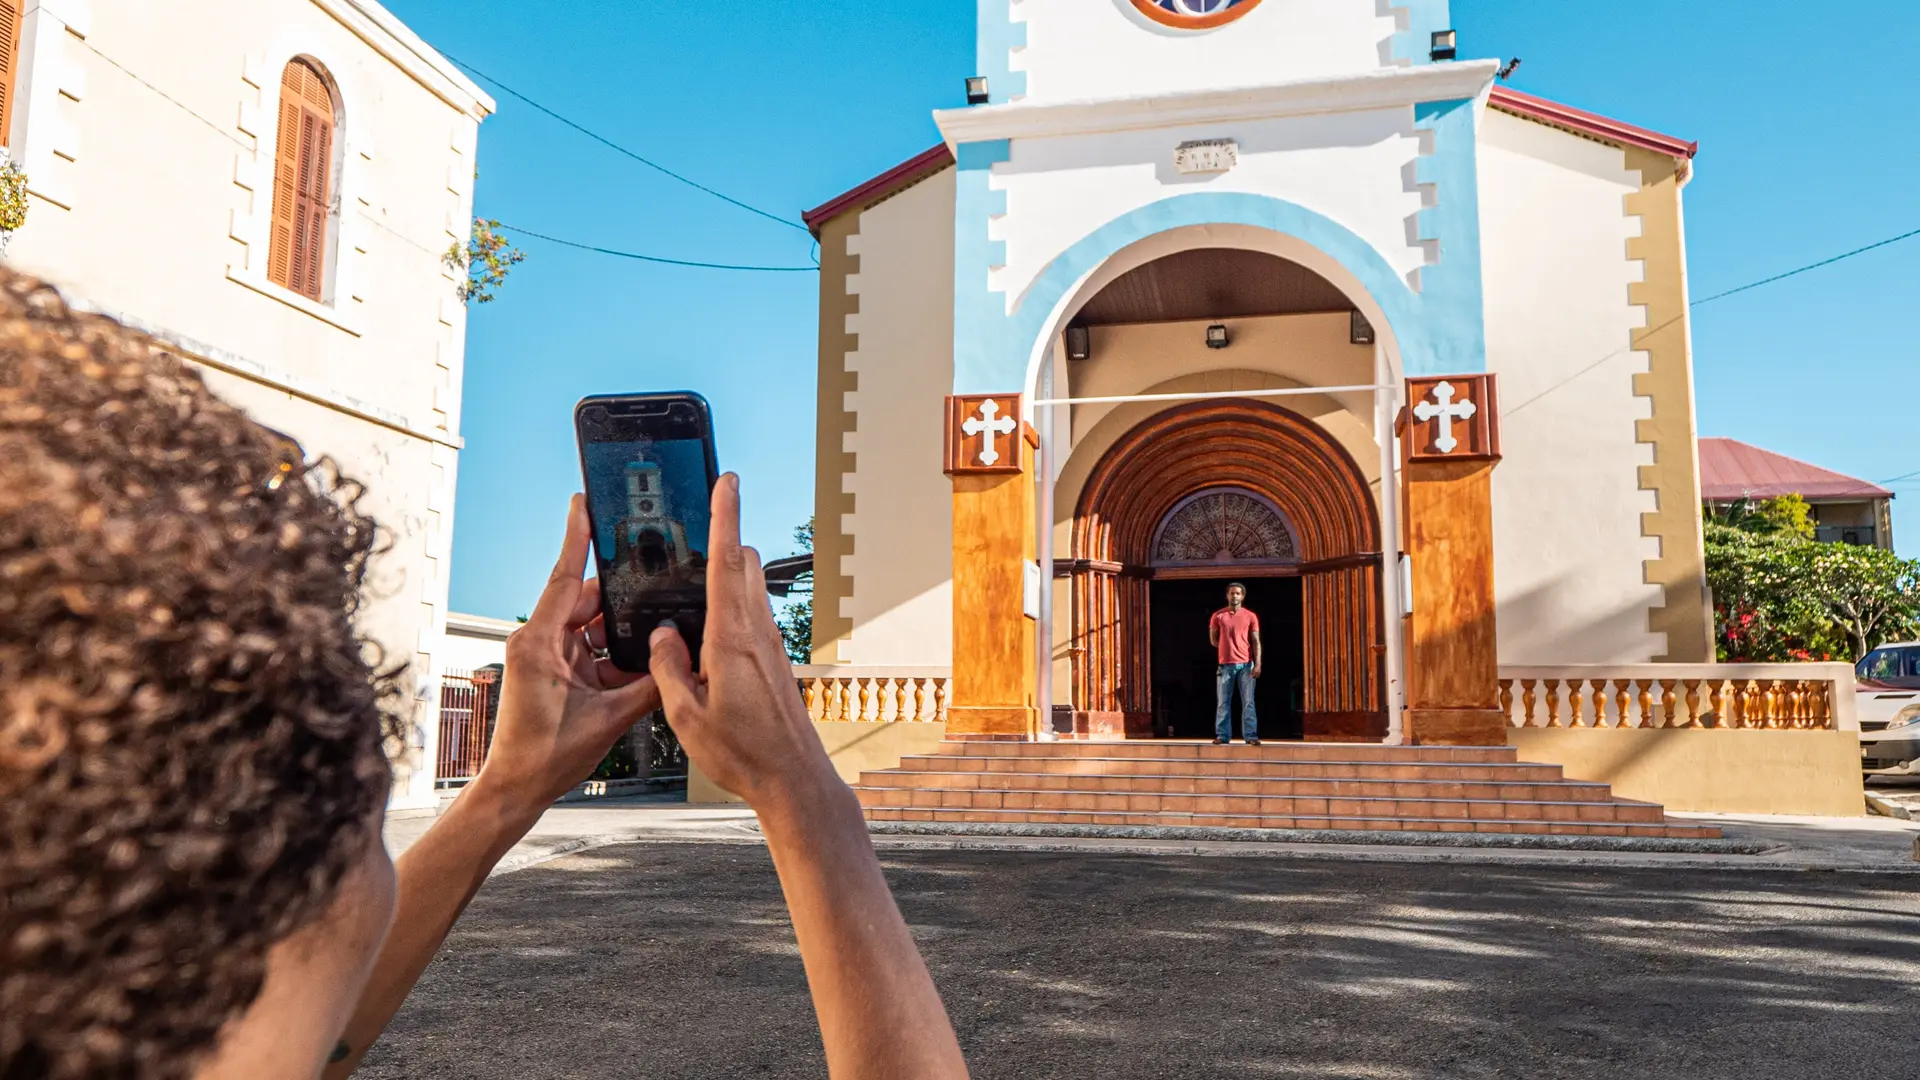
[268,59,340,302]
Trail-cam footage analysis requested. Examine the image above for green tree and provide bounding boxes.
[445,217,526,305]
[1704,506,1920,662]
[775,517,814,664]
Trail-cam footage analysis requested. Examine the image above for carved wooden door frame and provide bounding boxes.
[1068,399,1386,741]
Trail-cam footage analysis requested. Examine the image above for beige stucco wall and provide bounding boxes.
[6,0,490,811]
[688,721,950,804]
[826,169,958,666]
[1046,312,1380,692]
[1478,110,1668,665]
[1509,729,1865,817]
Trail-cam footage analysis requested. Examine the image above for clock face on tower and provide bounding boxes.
[1129,0,1262,30]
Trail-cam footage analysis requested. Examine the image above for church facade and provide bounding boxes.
[804,0,1713,747]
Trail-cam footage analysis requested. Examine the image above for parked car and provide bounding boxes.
[1855,641,1920,773]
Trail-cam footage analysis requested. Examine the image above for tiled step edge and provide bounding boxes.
[864,819,1754,854]
[864,805,1716,839]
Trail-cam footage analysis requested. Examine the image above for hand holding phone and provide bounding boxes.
[575,393,721,673]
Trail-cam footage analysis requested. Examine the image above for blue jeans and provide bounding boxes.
[1215,663,1257,741]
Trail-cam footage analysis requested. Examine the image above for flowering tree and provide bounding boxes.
[444,218,526,305]
[1705,498,1920,662]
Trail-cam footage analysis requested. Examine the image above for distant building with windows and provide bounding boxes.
[2,0,495,813]
[1699,437,1895,550]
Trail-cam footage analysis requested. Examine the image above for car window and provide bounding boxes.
[1860,649,1901,680]
[1906,649,1920,678]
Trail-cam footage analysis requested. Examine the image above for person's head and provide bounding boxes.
[0,270,403,1079]
[1225,583,1246,608]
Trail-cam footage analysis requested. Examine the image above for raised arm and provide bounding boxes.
[326,496,659,1077]
[650,474,969,1080]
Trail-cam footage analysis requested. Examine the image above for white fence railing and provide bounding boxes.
[1498,663,1858,732]
[793,666,952,723]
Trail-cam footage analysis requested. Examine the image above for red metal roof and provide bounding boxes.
[1487,86,1698,160]
[802,89,1697,234]
[1698,437,1893,503]
[803,144,953,233]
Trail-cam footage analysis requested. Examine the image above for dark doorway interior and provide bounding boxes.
[1149,577,1304,740]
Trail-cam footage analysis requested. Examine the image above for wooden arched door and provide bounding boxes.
[1068,400,1385,740]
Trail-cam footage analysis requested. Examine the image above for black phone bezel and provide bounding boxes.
[573,391,721,674]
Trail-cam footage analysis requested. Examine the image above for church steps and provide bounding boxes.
[857,770,1614,803]
[853,785,1667,824]
[861,806,1721,841]
[855,741,1719,841]
[895,754,1570,784]
[933,741,1519,764]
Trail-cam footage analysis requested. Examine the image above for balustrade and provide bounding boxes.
[1497,663,1857,732]
[792,666,951,723]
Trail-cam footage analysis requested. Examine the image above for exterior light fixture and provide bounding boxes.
[966,76,990,105]
[1350,310,1375,346]
[1205,324,1230,350]
[1064,324,1092,361]
[1430,30,1457,61]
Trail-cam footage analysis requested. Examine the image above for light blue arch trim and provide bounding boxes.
[951,190,1486,394]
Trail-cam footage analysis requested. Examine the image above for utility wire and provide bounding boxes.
[497,224,816,272]
[445,54,809,235]
[1507,224,1920,417]
[1691,227,1920,306]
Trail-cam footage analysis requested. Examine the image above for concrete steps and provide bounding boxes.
[854,740,1720,841]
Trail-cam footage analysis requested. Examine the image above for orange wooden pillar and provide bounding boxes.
[944,394,1039,740]
[1399,375,1506,746]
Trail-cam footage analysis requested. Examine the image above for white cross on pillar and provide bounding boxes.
[1412,380,1477,454]
[962,398,1018,466]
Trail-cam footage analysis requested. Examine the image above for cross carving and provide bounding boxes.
[1412,380,1477,454]
[961,398,1018,467]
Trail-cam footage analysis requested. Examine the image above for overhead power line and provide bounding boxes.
[446,54,808,235]
[498,224,816,272]
[1506,224,1920,418]
[1692,226,1920,306]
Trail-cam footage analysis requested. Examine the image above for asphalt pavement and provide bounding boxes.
[356,842,1920,1080]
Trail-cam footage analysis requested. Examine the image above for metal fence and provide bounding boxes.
[436,668,499,784]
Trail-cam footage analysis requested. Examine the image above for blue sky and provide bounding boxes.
[384,0,1919,620]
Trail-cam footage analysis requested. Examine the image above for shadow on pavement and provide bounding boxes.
[359,843,1920,1080]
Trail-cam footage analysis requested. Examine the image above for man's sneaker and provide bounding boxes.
[1213,737,1230,745]
[1244,737,1262,746]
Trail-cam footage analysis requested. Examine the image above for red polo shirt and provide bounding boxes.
[1210,606,1260,665]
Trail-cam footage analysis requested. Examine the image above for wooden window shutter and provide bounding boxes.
[0,0,23,144]
[266,60,336,300]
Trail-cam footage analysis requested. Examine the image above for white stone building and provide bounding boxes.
[3,0,493,812]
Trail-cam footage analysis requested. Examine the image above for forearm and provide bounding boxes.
[757,773,969,1080]
[324,777,540,1076]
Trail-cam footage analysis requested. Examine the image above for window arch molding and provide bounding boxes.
[265,55,345,303]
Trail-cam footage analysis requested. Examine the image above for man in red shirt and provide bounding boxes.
[1207,582,1262,745]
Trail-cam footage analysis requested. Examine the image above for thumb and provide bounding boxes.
[648,623,703,718]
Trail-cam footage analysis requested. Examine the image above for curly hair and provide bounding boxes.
[0,270,404,1079]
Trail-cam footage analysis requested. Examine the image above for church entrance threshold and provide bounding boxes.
[1149,577,1303,740]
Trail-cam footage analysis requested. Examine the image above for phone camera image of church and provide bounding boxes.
[758,0,1867,822]
[614,459,700,580]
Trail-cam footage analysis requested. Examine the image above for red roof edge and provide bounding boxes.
[803,144,955,234]
[1489,86,1698,160]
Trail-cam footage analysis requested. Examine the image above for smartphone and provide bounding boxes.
[574,392,720,673]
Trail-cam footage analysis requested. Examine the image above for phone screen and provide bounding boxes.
[577,395,717,672]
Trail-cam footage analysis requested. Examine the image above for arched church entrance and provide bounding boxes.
[1068,400,1385,741]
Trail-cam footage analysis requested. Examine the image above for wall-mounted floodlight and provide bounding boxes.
[1205,324,1230,350]
[966,76,990,105]
[1430,30,1457,61]
[1065,325,1092,361]
[1350,310,1376,346]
